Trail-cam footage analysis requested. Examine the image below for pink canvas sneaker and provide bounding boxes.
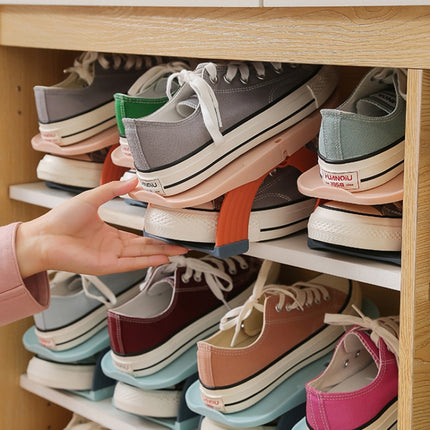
[197,261,362,413]
[107,254,264,376]
[305,307,399,430]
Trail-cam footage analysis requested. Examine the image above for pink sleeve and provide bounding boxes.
[0,222,50,326]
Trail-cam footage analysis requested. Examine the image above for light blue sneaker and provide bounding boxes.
[33,269,147,351]
[318,68,407,191]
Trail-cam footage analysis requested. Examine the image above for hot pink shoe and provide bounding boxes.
[305,307,399,430]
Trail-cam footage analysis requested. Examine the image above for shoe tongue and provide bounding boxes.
[356,89,396,116]
[176,94,199,118]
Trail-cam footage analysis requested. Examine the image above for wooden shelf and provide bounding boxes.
[9,182,401,291]
[20,375,164,430]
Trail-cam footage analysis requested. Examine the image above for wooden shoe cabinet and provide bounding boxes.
[1,3,430,429]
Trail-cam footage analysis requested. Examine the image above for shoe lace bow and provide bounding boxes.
[165,61,283,146]
[219,261,330,347]
[49,270,118,307]
[324,305,400,363]
[64,51,161,86]
[141,255,248,309]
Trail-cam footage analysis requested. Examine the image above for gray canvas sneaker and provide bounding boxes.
[33,269,147,351]
[124,62,338,196]
[34,52,161,146]
[318,67,407,191]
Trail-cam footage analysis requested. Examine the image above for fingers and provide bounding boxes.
[79,178,140,208]
[118,234,188,258]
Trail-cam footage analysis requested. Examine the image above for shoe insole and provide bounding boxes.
[327,361,377,393]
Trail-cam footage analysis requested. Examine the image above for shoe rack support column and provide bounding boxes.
[399,68,430,430]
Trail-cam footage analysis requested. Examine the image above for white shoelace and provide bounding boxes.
[64,51,160,86]
[48,270,118,307]
[371,67,408,101]
[324,305,400,363]
[140,255,248,309]
[165,61,283,146]
[219,260,330,347]
[127,61,190,96]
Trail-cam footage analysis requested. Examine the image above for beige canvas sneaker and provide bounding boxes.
[197,261,362,414]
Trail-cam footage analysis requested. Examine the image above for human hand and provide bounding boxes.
[16,178,188,278]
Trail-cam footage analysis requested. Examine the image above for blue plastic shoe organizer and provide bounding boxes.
[23,326,114,400]
[101,344,198,391]
[103,347,200,430]
[185,298,379,429]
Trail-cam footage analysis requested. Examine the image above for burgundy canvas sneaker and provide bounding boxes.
[107,254,264,376]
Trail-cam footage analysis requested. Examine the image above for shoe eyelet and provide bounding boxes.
[306,303,312,308]
[240,77,249,85]
[275,305,283,313]
[355,350,361,358]
[256,73,266,80]
[210,75,218,85]
[223,74,232,84]
[240,322,245,329]
[229,269,237,275]
[240,264,249,270]
[181,274,190,283]
[285,304,292,312]
[315,298,321,305]
[324,295,330,302]
[194,275,202,282]
[344,359,350,368]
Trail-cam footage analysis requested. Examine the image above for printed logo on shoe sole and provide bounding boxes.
[40,129,62,145]
[139,177,165,194]
[320,168,359,190]
[201,393,226,412]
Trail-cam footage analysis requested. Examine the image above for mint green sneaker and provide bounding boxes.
[318,68,407,191]
[114,61,190,156]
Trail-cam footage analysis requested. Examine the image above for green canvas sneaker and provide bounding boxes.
[318,68,407,192]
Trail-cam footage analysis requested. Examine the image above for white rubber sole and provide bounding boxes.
[199,278,361,413]
[119,136,132,157]
[35,285,140,351]
[144,198,316,244]
[318,138,404,192]
[111,282,255,377]
[137,65,337,196]
[113,381,181,418]
[307,204,402,251]
[26,356,95,390]
[36,154,103,189]
[39,100,116,146]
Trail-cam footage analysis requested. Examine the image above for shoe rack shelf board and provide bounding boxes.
[19,375,165,430]
[10,182,401,291]
[1,5,430,430]
[1,1,430,6]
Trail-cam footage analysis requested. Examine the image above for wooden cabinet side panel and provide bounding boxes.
[0,46,76,430]
[399,68,430,429]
